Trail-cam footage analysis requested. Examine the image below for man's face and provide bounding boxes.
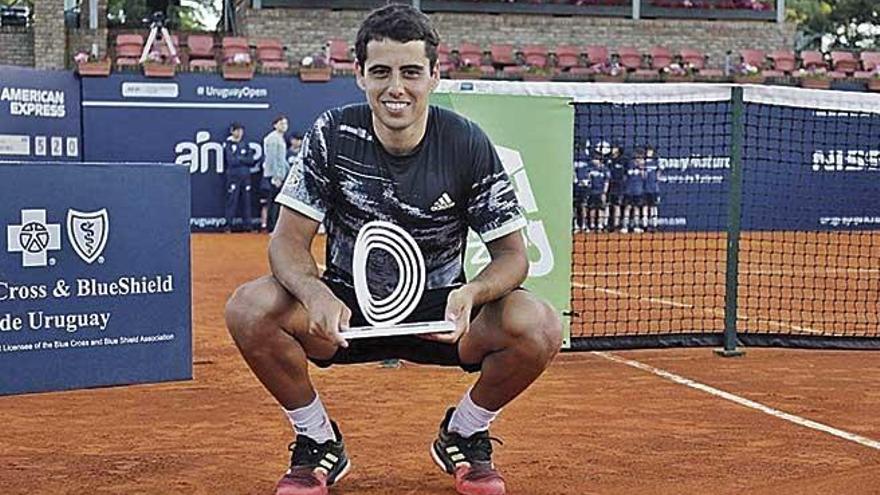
[275,118,289,133]
[231,128,244,140]
[356,38,439,134]
[290,137,302,151]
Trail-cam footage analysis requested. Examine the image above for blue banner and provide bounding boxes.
[81,73,363,230]
[0,161,191,395]
[575,101,880,231]
[0,66,82,162]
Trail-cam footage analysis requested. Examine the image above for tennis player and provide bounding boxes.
[224,5,562,495]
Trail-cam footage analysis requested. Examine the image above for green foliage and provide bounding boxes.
[107,0,218,31]
[787,0,879,50]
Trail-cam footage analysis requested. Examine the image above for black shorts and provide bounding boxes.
[258,177,276,205]
[624,194,645,207]
[586,194,606,208]
[573,187,589,205]
[308,280,484,372]
[607,192,623,206]
[644,193,661,207]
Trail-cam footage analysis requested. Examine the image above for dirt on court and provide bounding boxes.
[1,233,879,495]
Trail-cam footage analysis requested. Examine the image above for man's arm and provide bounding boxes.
[427,230,528,344]
[269,208,349,347]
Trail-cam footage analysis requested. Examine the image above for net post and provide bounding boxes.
[716,86,746,358]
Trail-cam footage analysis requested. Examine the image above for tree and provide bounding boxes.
[107,0,219,31]
[787,0,880,50]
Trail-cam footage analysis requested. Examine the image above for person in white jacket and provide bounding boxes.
[260,115,290,232]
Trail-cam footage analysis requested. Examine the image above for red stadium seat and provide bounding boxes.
[854,51,880,78]
[114,33,143,68]
[328,39,353,62]
[186,34,217,69]
[616,46,643,70]
[648,46,673,70]
[800,50,826,70]
[585,45,609,66]
[830,51,859,75]
[739,49,765,68]
[554,45,581,70]
[455,42,490,73]
[255,38,288,70]
[489,43,517,67]
[222,36,250,62]
[680,48,723,76]
[327,39,355,71]
[767,50,796,75]
[522,44,549,68]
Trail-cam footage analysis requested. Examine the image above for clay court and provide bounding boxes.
[2,233,879,495]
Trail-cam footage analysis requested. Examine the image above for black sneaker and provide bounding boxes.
[274,421,350,495]
[431,407,506,495]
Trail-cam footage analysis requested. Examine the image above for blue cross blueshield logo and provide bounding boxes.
[66,209,109,264]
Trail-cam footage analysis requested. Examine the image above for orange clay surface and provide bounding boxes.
[1,233,878,494]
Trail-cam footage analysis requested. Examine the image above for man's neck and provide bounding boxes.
[372,112,429,156]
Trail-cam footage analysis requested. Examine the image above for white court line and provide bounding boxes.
[576,268,880,276]
[595,352,880,451]
[573,282,824,334]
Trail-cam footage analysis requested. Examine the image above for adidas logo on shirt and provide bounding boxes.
[430,192,456,212]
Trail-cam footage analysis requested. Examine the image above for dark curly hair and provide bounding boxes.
[355,4,440,73]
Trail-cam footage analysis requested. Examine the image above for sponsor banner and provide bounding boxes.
[576,102,880,231]
[0,162,191,395]
[0,66,81,161]
[742,104,880,231]
[434,92,573,345]
[82,73,363,230]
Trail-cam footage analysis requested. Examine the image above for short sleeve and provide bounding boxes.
[465,126,527,242]
[275,111,334,222]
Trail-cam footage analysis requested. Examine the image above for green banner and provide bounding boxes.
[432,92,573,346]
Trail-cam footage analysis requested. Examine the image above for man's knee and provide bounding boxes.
[502,295,563,357]
[225,278,281,350]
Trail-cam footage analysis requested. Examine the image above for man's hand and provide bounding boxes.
[302,291,351,348]
[271,177,283,188]
[420,285,475,344]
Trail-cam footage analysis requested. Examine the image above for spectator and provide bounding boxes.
[261,115,290,232]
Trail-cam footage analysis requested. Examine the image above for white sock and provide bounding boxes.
[284,394,336,443]
[449,388,500,438]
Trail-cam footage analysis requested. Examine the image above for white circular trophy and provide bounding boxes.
[343,220,455,339]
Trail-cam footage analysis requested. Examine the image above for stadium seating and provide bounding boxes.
[327,39,355,71]
[800,50,826,70]
[830,51,859,75]
[680,48,723,76]
[489,43,518,68]
[522,44,550,68]
[455,42,494,75]
[186,34,217,69]
[255,39,288,71]
[648,46,674,70]
[585,45,609,66]
[155,34,180,63]
[114,34,143,69]
[617,46,643,71]
[554,44,582,71]
[854,51,880,78]
[739,49,765,68]
[222,36,250,62]
[766,50,796,75]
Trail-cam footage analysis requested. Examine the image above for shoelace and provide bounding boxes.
[288,437,324,467]
[457,432,504,464]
